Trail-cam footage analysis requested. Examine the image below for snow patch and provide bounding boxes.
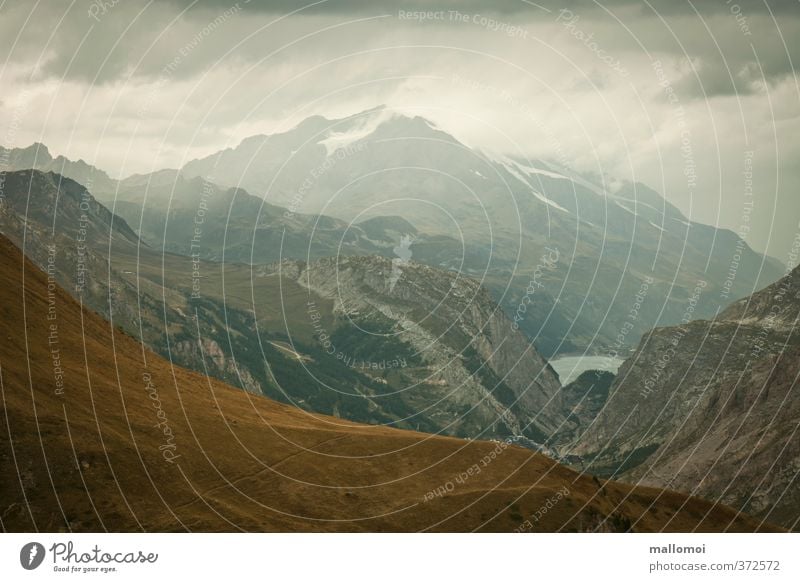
[517,161,570,181]
[616,197,666,218]
[530,189,569,213]
[498,157,531,185]
[614,200,636,215]
[495,156,569,213]
[318,109,392,155]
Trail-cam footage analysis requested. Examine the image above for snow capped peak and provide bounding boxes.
[318,106,395,155]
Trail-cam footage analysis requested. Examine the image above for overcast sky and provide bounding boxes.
[1,0,798,258]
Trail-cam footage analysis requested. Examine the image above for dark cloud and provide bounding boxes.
[168,0,800,16]
[1,0,796,87]
[586,7,800,98]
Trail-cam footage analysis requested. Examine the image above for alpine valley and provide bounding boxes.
[0,106,793,532]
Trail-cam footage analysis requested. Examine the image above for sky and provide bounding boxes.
[0,0,798,258]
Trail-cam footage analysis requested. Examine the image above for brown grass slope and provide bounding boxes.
[0,235,779,532]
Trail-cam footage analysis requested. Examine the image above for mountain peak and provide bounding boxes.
[1,141,53,166]
[22,141,51,156]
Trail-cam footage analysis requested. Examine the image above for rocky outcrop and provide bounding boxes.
[172,338,263,395]
[568,264,800,529]
[295,255,565,440]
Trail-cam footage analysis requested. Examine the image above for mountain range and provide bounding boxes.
[1,107,783,357]
[177,107,784,355]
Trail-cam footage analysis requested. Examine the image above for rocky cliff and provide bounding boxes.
[293,255,565,440]
[568,264,800,529]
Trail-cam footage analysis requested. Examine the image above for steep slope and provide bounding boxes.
[0,168,138,250]
[0,233,779,532]
[568,264,800,529]
[0,170,206,373]
[288,254,565,440]
[0,169,146,328]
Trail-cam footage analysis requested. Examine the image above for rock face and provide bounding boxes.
[568,264,800,529]
[293,255,564,440]
[172,338,263,395]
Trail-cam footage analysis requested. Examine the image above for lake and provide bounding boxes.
[548,355,625,386]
